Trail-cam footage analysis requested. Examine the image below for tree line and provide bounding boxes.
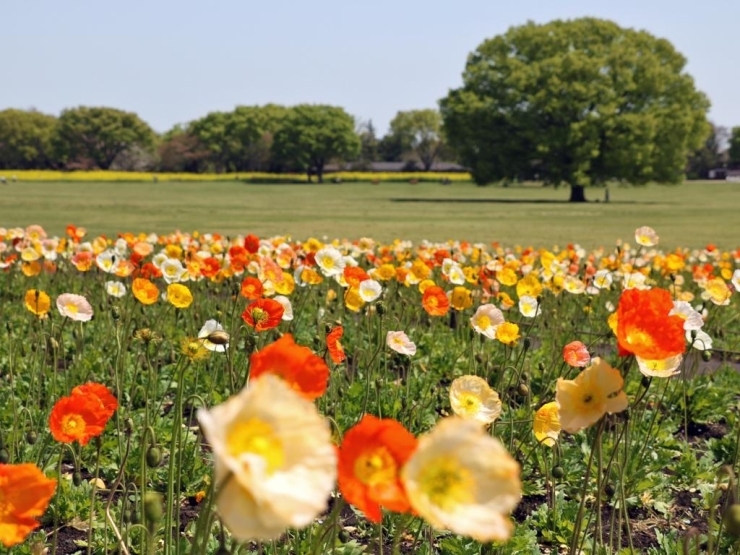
[0,105,450,182]
[2,18,738,196]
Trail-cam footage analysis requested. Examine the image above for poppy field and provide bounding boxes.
[2,223,740,555]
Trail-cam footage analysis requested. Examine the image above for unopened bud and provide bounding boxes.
[376,301,386,315]
[146,446,162,468]
[701,350,712,362]
[144,492,163,529]
[207,330,230,346]
[25,431,38,445]
[73,471,83,487]
[111,306,121,320]
[551,465,565,479]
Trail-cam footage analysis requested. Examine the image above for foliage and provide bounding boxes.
[388,109,446,170]
[440,17,711,200]
[687,123,729,179]
[0,109,58,170]
[53,106,156,170]
[1,224,740,555]
[272,104,361,182]
[729,127,740,169]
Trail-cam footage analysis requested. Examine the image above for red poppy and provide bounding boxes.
[71,382,118,419]
[337,415,418,523]
[327,326,346,363]
[249,334,329,399]
[244,234,260,254]
[616,288,686,360]
[49,395,112,446]
[241,298,284,332]
[421,285,450,316]
[240,276,264,300]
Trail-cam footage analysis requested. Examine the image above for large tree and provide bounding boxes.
[54,106,155,170]
[0,109,58,169]
[272,104,360,182]
[440,18,710,201]
[388,109,445,170]
[729,127,740,169]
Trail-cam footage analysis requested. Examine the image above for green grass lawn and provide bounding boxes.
[1,180,737,249]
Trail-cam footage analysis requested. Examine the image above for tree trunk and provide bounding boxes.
[569,185,587,202]
[316,163,324,183]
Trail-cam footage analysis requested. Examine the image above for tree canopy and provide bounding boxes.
[272,105,360,182]
[54,106,155,170]
[0,109,57,169]
[729,127,740,169]
[388,109,445,170]
[440,17,711,200]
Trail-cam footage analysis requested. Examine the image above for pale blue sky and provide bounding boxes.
[4,0,738,134]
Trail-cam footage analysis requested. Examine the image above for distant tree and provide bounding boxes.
[157,127,210,172]
[377,133,404,162]
[188,111,230,172]
[224,104,288,171]
[387,109,445,170]
[272,105,360,182]
[686,123,728,179]
[730,127,740,169]
[440,18,711,201]
[356,120,379,168]
[0,109,58,169]
[53,106,155,170]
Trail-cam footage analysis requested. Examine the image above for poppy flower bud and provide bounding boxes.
[26,431,38,445]
[376,301,386,315]
[111,305,121,320]
[73,471,83,487]
[517,383,529,397]
[523,337,532,350]
[144,492,163,530]
[551,465,565,479]
[146,446,162,468]
[207,330,230,346]
[701,350,712,362]
[725,504,740,538]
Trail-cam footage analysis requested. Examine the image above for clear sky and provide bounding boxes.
[4,0,738,135]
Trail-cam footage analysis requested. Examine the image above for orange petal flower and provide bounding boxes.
[338,415,418,523]
[326,326,346,363]
[24,289,51,317]
[343,266,370,288]
[242,298,284,331]
[0,463,57,547]
[71,382,118,419]
[240,276,264,300]
[249,334,329,399]
[616,288,685,360]
[132,277,159,305]
[562,341,591,367]
[49,395,111,446]
[422,286,450,316]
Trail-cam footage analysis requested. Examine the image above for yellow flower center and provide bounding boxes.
[61,414,85,437]
[458,392,482,415]
[187,341,201,355]
[354,446,397,486]
[476,315,491,329]
[251,307,268,325]
[417,456,474,511]
[227,418,284,474]
[65,303,79,314]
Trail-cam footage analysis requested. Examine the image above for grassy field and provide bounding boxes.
[1,179,738,249]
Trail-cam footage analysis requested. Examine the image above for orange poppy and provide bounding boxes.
[0,463,57,547]
[71,382,118,419]
[240,276,264,300]
[49,395,111,446]
[200,257,221,279]
[132,277,159,305]
[137,262,162,280]
[616,288,685,360]
[249,334,329,399]
[241,298,284,332]
[421,285,450,316]
[326,326,346,363]
[343,266,370,288]
[337,415,418,523]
